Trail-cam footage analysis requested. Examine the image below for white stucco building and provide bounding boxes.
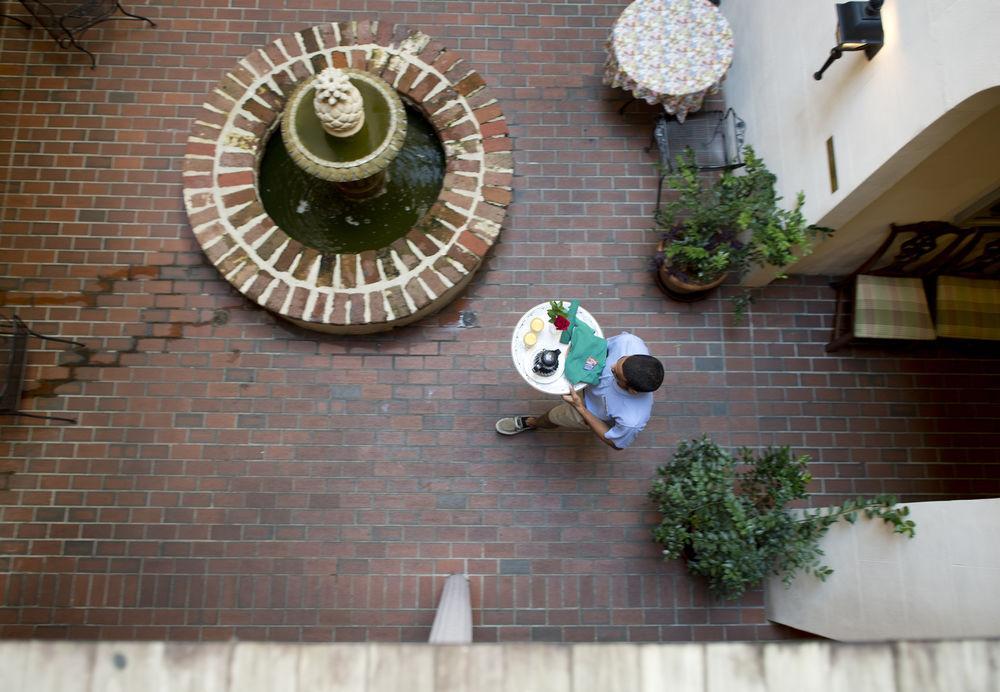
[721,0,1000,278]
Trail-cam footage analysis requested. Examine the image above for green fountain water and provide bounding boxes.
[257,66,446,254]
[259,106,444,254]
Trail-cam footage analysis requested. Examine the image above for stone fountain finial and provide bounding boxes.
[313,68,365,137]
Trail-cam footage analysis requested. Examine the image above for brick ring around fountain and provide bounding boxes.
[182,21,512,333]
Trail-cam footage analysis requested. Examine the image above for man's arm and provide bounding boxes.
[561,387,621,450]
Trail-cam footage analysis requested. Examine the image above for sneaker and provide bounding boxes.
[495,416,534,436]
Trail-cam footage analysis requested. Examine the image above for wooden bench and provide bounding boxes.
[826,222,996,352]
[934,228,1000,340]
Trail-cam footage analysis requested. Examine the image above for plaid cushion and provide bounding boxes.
[935,276,1000,340]
[854,275,935,340]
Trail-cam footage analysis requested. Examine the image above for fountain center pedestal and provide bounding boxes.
[280,67,407,200]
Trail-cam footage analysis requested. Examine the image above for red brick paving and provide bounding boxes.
[2,2,999,642]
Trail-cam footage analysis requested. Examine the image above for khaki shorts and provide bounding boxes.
[546,402,590,430]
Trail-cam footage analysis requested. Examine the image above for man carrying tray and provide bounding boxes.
[495,329,664,451]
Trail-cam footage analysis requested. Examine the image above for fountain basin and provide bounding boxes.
[182,21,513,334]
[260,104,444,255]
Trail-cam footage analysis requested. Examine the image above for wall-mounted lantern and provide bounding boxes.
[813,0,885,80]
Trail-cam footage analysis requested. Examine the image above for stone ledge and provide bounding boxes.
[183,21,512,333]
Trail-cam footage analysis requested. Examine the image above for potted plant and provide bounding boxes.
[648,436,915,601]
[655,146,831,312]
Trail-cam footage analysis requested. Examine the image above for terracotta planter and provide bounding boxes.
[655,239,728,302]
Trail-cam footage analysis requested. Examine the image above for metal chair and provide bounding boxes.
[648,107,746,213]
[14,0,155,68]
[1,11,31,29]
[1,315,86,424]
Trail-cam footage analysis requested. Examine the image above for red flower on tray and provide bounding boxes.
[547,301,571,330]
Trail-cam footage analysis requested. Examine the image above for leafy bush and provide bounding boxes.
[648,436,916,600]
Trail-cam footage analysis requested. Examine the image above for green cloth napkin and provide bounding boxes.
[564,320,607,386]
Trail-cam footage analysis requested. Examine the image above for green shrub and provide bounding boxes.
[648,436,916,600]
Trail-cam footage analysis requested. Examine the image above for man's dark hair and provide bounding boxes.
[623,355,664,393]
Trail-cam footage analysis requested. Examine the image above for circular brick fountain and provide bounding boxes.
[183,21,512,333]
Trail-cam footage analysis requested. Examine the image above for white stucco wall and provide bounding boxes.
[792,104,1000,274]
[722,0,1000,275]
[766,498,1000,641]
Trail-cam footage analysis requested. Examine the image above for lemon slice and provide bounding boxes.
[523,332,537,348]
[530,317,544,333]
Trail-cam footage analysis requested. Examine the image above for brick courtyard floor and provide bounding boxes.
[2,1,1000,643]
